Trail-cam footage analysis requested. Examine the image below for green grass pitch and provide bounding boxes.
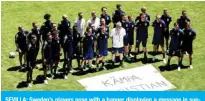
[1,1,205,90]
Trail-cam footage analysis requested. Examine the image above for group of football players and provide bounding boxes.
[14,4,196,87]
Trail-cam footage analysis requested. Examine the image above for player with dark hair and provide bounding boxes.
[112,4,125,27]
[40,13,53,42]
[177,10,191,30]
[100,7,111,26]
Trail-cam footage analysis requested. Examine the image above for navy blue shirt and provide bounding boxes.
[83,34,94,53]
[136,20,150,40]
[122,21,130,36]
[97,33,108,52]
[169,28,184,50]
[27,44,37,62]
[161,15,172,29]
[63,35,73,54]
[152,20,166,40]
[112,10,125,23]
[15,30,29,51]
[97,25,109,36]
[30,28,41,46]
[100,14,111,25]
[43,41,52,60]
[182,28,196,48]
[135,13,150,22]
[177,16,190,29]
[58,19,71,37]
[40,20,53,41]
[52,37,61,57]
[129,21,135,37]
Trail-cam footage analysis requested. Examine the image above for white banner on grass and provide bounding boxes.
[77,64,176,91]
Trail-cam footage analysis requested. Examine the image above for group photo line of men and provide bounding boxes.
[13,4,196,87]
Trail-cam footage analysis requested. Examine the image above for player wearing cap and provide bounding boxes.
[181,22,196,70]
[177,10,191,30]
[40,13,53,42]
[96,26,109,71]
[128,15,135,57]
[58,14,71,47]
[135,7,150,22]
[110,22,126,68]
[161,9,172,51]
[134,13,150,62]
[121,14,131,61]
[26,34,38,87]
[15,26,29,69]
[73,12,86,68]
[112,4,125,27]
[100,7,111,26]
[152,14,167,64]
[166,23,184,71]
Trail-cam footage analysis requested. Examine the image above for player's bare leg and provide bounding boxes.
[161,45,166,64]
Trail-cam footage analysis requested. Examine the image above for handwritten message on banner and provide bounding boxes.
[77,64,176,91]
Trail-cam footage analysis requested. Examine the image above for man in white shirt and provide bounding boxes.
[110,22,126,68]
[87,11,100,31]
[73,12,86,68]
[73,12,86,37]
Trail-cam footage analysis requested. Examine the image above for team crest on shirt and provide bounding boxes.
[189,32,192,35]
[105,35,107,38]
[91,37,93,40]
[67,23,70,26]
[132,25,134,28]
[107,16,109,20]
[144,23,147,26]
[177,32,179,36]
[160,24,162,27]
[126,24,128,27]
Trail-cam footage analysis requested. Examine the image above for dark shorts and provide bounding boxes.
[136,39,147,48]
[168,49,180,57]
[98,49,108,57]
[83,52,94,60]
[181,46,193,55]
[112,47,124,54]
[152,38,164,46]
[163,30,169,40]
[52,55,60,63]
[124,36,129,46]
[128,37,134,45]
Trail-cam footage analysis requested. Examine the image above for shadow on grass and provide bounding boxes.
[158,64,189,72]
[7,66,21,71]
[16,81,28,88]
